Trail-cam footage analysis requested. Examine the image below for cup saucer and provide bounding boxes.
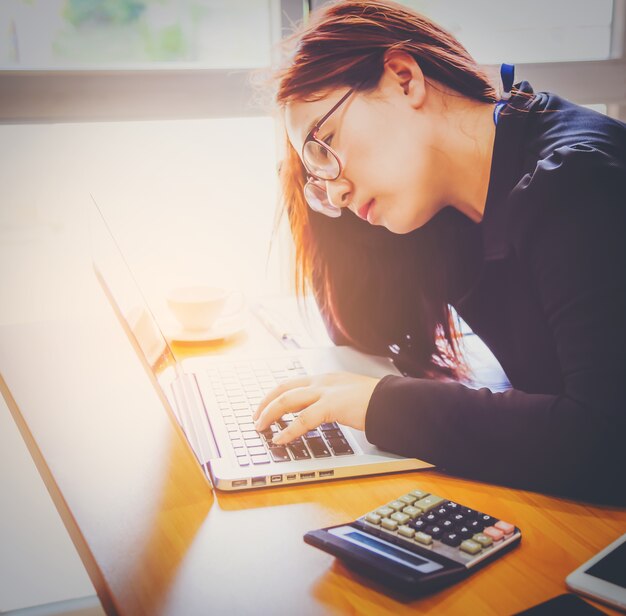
[164,312,247,342]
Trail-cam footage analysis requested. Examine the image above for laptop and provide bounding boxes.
[90,196,432,490]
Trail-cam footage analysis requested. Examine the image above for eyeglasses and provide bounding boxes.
[301,88,355,218]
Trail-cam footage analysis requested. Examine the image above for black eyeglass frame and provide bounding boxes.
[300,87,356,218]
[301,87,355,182]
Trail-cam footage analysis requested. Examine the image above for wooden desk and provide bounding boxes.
[1,284,624,616]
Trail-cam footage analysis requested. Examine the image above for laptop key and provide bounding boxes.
[244,437,263,448]
[269,446,290,463]
[319,422,339,431]
[305,437,331,458]
[251,454,270,465]
[326,436,354,455]
[247,446,266,456]
[321,428,343,439]
[287,441,311,460]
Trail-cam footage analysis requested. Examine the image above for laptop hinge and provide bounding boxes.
[171,372,220,465]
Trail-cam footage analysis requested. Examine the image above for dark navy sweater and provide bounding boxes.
[364,82,626,504]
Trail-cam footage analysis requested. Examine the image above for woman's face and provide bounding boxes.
[285,55,448,234]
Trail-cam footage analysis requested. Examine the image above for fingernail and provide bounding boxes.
[254,420,262,430]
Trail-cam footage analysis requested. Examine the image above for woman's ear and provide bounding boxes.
[381,50,426,108]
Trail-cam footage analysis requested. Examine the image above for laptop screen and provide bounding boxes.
[89,195,177,377]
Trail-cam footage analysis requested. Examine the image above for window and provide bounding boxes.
[1,0,278,69]
[402,0,615,64]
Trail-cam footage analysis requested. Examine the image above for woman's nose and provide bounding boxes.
[325,177,352,210]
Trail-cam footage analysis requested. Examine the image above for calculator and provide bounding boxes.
[304,487,521,595]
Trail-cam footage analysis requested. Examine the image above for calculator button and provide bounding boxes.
[414,495,445,512]
[401,506,421,519]
[483,526,504,542]
[451,513,467,524]
[388,500,405,512]
[411,489,430,499]
[425,525,443,539]
[377,506,394,517]
[441,532,463,547]
[495,521,515,535]
[398,525,415,539]
[457,526,473,540]
[472,533,493,548]
[415,532,433,546]
[409,519,428,532]
[445,501,460,510]
[424,513,437,524]
[460,539,482,555]
[365,512,382,525]
[467,520,483,532]
[381,518,399,531]
[399,494,417,505]
[441,519,455,531]
[434,507,449,518]
[478,514,498,526]
[390,512,410,525]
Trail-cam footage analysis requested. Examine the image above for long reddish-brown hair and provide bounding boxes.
[274,0,501,377]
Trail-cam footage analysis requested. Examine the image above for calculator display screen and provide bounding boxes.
[346,532,432,567]
[585,540,626,588]
[328,526,443,573]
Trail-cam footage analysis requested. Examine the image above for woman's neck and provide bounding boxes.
[433,94,497,223]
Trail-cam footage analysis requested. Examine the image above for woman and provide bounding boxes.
[253,0,626,503]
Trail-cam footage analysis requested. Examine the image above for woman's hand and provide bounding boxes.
[252,372,381,444]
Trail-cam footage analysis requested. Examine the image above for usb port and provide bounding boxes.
[300,472,315,479]
[270,475,283,483]
[286,474,297,480]
[251,476,267,486]
[319,470,334,478]
[232,479,248,488]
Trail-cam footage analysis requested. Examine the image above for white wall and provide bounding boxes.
[0,116,284,613]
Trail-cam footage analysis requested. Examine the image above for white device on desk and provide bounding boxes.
[566,532,626,612]
[90,195,432,491]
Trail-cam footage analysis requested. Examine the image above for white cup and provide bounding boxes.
[166,285,243,332]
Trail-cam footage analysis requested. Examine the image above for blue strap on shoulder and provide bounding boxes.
[493,63,515,126]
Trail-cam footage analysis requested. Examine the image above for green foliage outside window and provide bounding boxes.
[63,0,147,27]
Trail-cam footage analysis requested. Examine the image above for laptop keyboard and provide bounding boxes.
[198,357,354,466]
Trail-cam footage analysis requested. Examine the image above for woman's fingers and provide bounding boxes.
[253,383,319,430]
[272,401,327,444]
[252,376,311,422]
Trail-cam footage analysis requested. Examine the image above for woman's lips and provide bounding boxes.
[357,199,375,221]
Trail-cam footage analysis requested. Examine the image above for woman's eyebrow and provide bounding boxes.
[306,116,322,137]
